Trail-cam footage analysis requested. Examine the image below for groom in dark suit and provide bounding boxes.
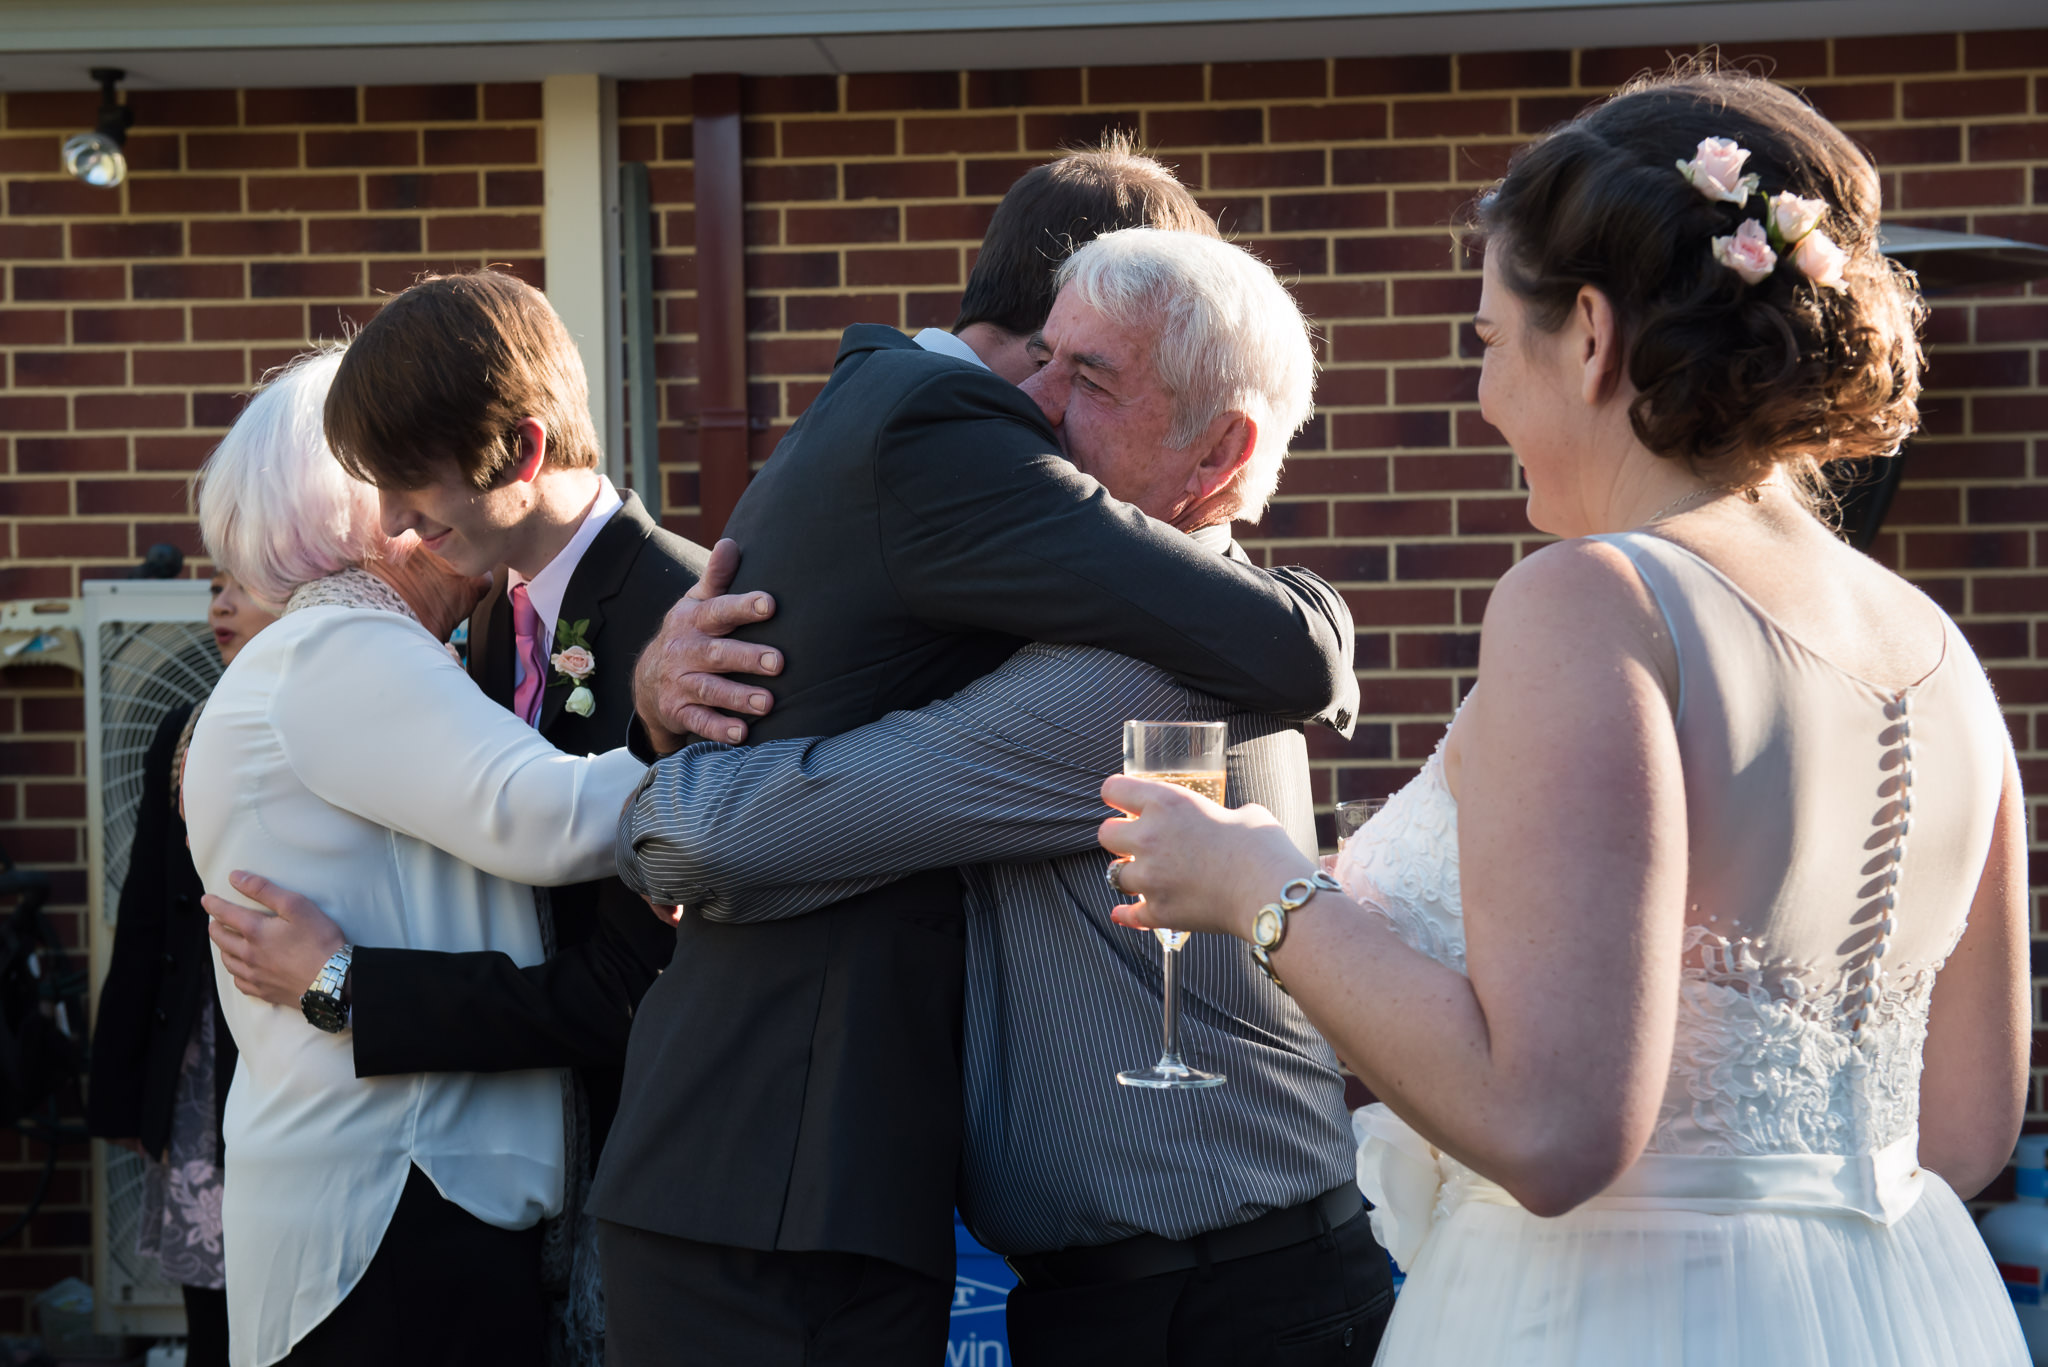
[591,150,1359,1363]
[203,270,707,1358]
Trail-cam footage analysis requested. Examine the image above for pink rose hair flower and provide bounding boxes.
[1711,218,1778,285]
[1677,137,1759,205]
[1790,229,1848,291]
[1767,191,1828,249]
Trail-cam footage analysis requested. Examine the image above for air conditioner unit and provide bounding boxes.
[82,579,218,1338]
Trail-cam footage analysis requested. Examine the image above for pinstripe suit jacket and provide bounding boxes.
[619,638,1356,1256]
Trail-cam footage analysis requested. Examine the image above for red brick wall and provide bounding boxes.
[618,30,2048,1119]
[620,33,2048,810]
[0,81,545,1332]
[1,27,2045,1333]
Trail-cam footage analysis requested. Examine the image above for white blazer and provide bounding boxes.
[182,587,644,1367]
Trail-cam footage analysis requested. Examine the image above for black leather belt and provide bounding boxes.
[1004,1184,1362,1291]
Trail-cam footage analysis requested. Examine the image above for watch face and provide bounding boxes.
[300,990,347,1034]
[1252,906,1283,949]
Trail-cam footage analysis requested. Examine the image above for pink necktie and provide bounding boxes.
[511,581,545,727]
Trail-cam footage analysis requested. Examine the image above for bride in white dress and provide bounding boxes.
[1099,68,2029,1365]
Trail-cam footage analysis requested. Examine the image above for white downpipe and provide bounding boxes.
[543,73,624,484]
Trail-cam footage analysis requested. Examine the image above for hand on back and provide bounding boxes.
[631,539,785,752]
[204,871,346,1009]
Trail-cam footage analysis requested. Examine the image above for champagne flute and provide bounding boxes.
[1114,720,1228,1090]
[1321,797,1387,878]
[1334,798,1386,844]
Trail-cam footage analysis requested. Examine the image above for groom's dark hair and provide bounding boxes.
[325,269,602,491]
[953,131,1217,339]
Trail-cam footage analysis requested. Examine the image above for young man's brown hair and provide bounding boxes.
[325,269,601,490]
[952,132,1218,339]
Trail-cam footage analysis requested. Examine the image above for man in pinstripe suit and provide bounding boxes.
[620,230,1394,1365]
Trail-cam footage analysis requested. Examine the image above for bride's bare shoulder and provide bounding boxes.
[1483,537,1663,637]
[1473,538,1678,714]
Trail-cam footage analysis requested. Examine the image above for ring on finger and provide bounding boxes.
[1105,858,1135,899]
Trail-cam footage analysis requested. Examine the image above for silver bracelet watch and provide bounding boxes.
[1249,871,1342,995]
[299,944,354,1034]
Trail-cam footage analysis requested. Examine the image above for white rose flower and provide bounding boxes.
[565,685,596,717]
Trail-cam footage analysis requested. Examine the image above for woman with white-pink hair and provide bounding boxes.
[182,347,639,1367]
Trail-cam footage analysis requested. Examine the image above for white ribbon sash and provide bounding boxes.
[1355,1103,1925,1271]
[1586,1134,1924,1223]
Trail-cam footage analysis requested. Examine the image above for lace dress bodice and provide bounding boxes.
[1338,533,2007,1164]
[1340,748,1950,1161]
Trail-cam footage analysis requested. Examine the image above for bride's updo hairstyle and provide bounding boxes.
[1476,67,1925,496]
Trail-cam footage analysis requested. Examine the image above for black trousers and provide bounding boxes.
[1005,1206,1394,1367]
[598,1219,951,1366]
[181,1284,228,1367]
[278,1164,544,1367]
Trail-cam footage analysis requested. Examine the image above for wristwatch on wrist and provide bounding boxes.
[299,945,354,1034]
[1250,871,1342,995]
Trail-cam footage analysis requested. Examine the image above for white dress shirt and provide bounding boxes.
[183,580,645,1366]
[913,326,990,370]
[510,475,623,698]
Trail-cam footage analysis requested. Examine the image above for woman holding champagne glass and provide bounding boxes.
[1098,68,2028,1365]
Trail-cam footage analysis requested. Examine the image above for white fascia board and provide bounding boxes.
[0,0,1941,52]
[1,0,2041,88]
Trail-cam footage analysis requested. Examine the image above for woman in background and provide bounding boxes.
[87,571,279,1367]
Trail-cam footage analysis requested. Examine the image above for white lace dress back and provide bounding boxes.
[1341,531,2026,1367]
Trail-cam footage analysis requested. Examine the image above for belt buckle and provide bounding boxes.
[1003,1253,1047,1289]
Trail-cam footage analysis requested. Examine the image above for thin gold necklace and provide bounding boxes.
[1643,487,1723,525]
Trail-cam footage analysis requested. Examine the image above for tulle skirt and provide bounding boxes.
[1374,1170,2027,1366]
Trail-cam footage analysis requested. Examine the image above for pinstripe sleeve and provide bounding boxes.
[616,644,1201,923]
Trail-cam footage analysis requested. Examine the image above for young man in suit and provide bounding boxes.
[203,270,708,1360]
[592,152,1360,1363]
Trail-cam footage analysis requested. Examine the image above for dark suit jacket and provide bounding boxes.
[87,703,236,1159]
[347,490,708,1155]
[589,326,1358,1282]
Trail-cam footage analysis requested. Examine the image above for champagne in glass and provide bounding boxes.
[1115,720,1228,1090]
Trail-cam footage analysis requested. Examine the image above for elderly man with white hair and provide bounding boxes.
[611,227,1394,1365]
[178,347,645,1367]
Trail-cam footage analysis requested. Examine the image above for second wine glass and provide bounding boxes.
[1114,719,1228,1090]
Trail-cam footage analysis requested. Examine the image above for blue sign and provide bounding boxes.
[951,1216,1017,1366]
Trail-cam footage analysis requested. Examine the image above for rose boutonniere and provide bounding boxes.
[550,618,597,717]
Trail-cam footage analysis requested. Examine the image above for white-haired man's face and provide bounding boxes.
[1018,288,1255,533]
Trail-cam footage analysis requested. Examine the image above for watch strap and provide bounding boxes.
[299,944,355,1033]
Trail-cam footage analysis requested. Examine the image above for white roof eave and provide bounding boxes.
[0,0,2041,87]
[2,0,1710,51]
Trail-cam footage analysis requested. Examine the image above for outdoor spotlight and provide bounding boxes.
[61,69,134,189]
